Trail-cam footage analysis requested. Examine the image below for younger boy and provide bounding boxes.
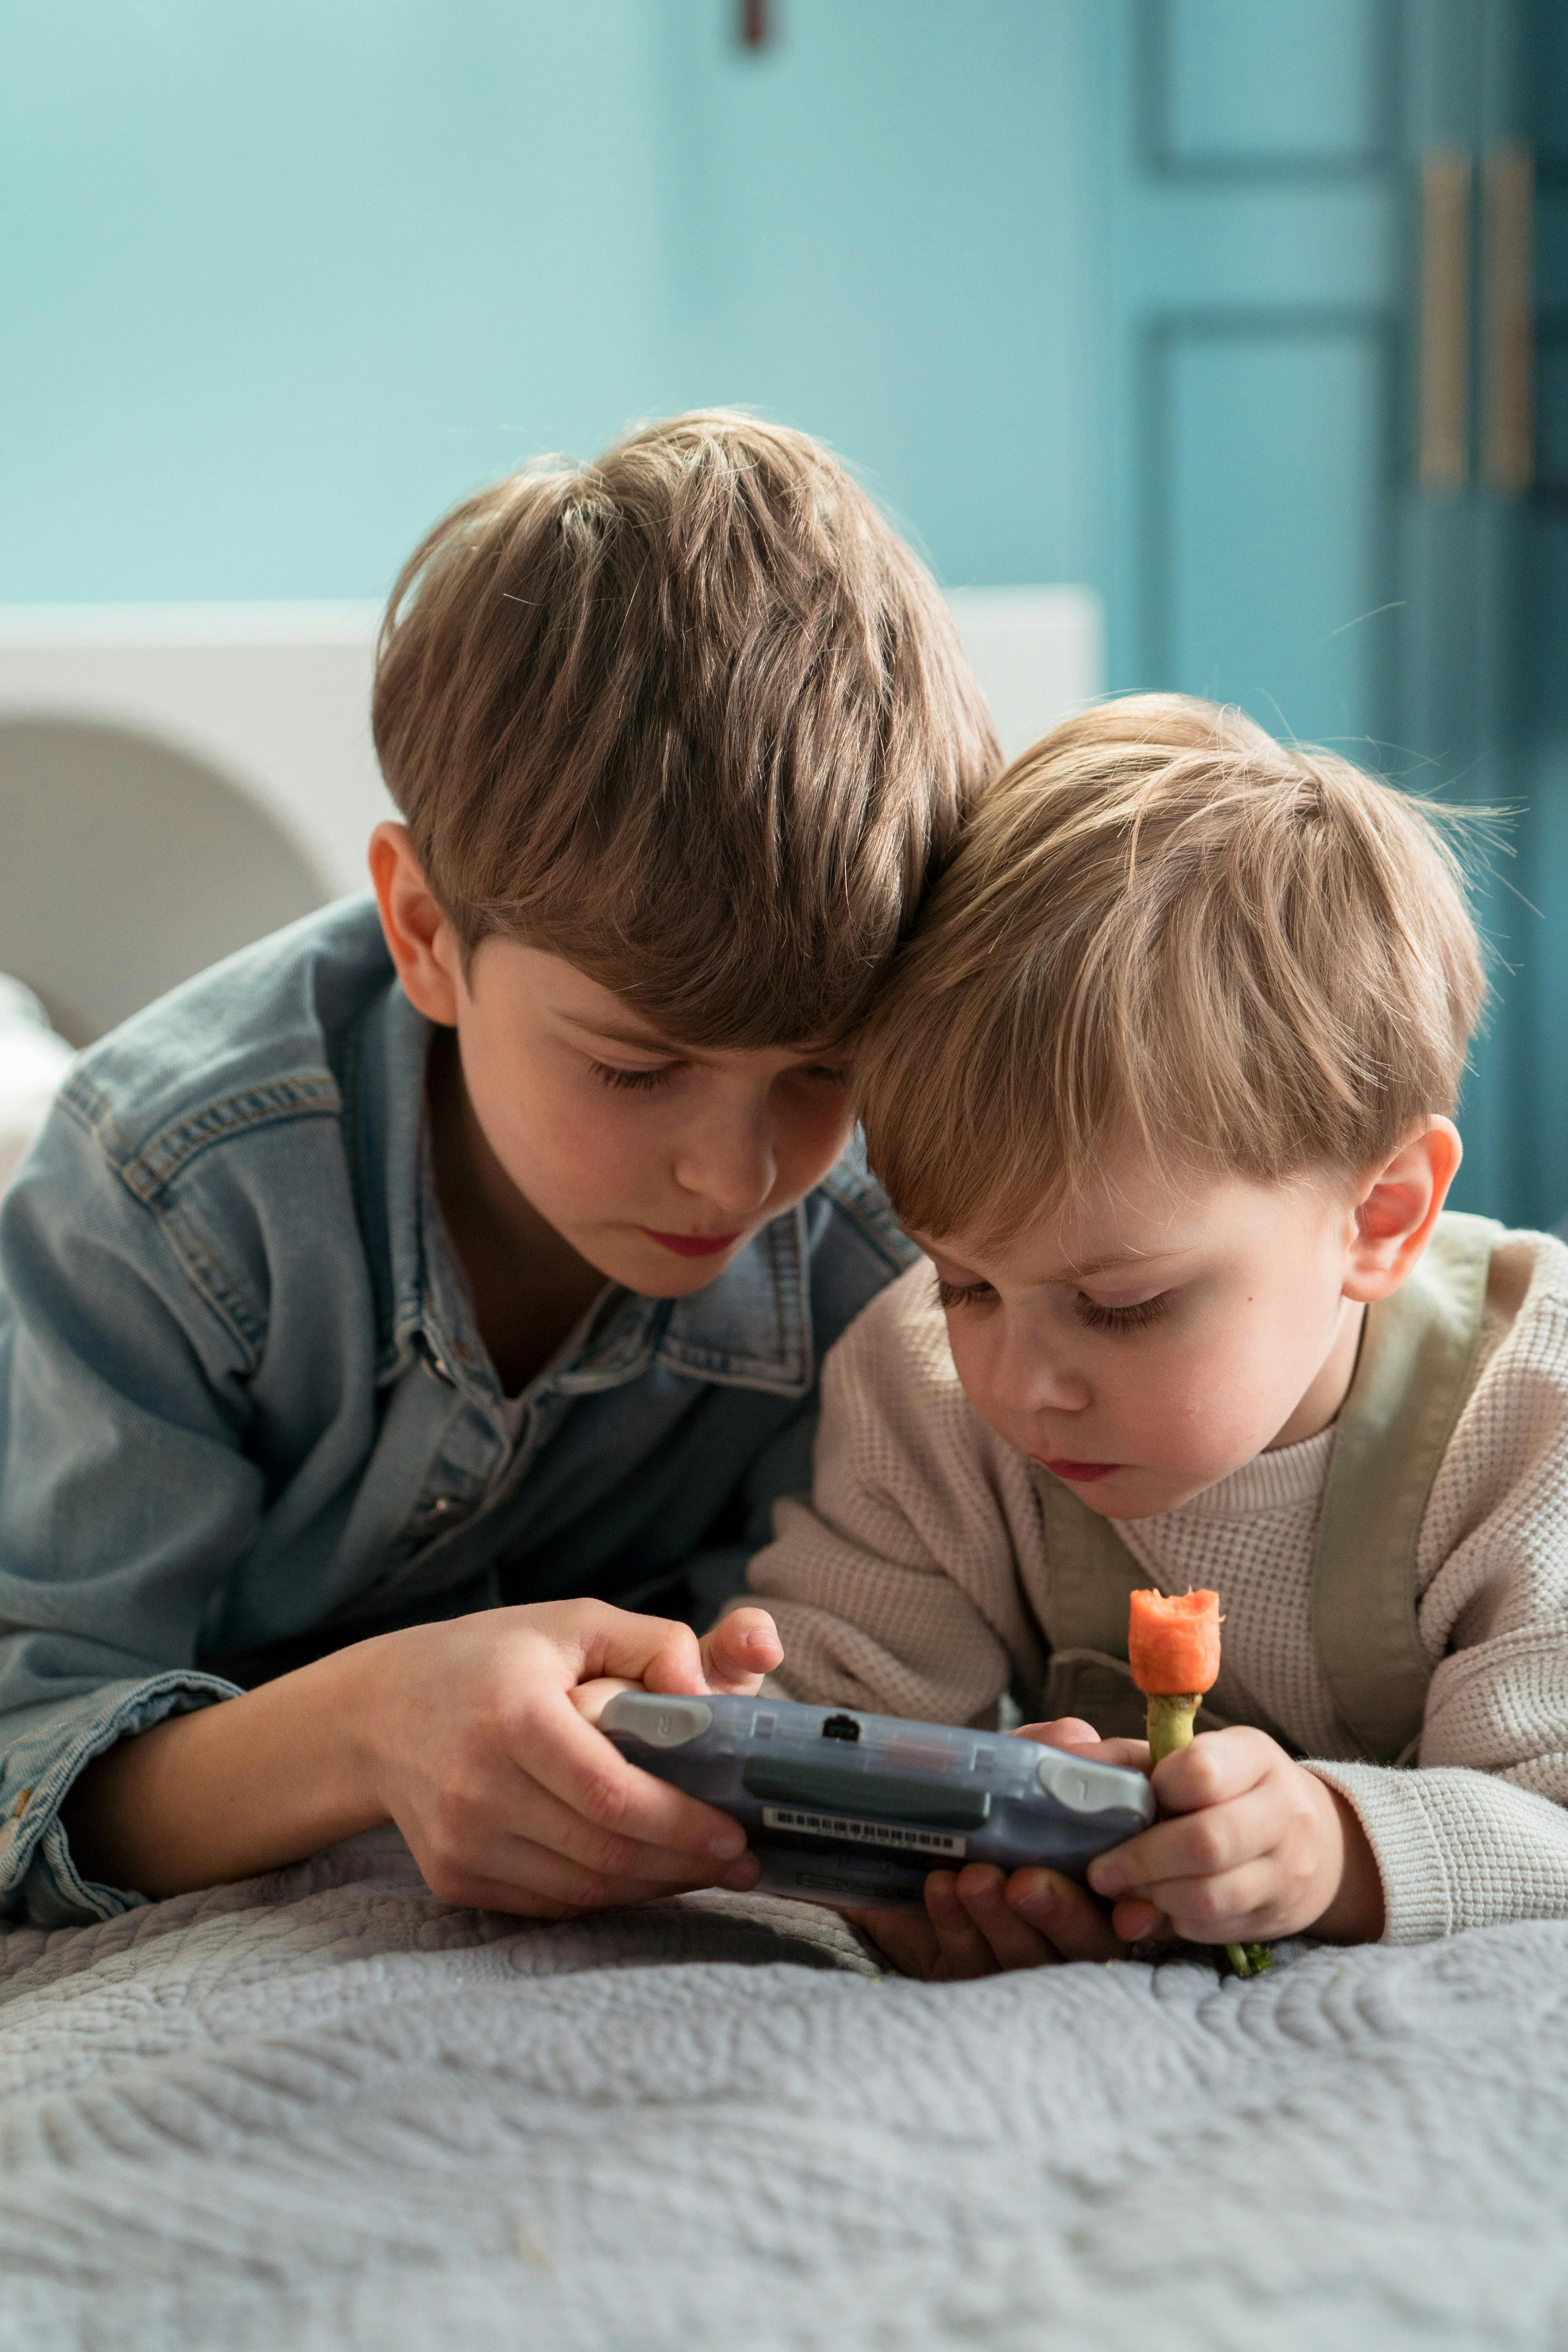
[0,411,998,1928]
[747,696,1568,1977]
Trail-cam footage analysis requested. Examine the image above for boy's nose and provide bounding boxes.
[672,1112,777,1218]
[986,1347,1091,1419]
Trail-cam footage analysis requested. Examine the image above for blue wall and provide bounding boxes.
[0,1,1102,603]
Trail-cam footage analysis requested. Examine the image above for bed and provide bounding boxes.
[0,1825,1560,2350]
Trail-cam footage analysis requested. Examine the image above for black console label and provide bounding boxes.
[760,1806,966,1859]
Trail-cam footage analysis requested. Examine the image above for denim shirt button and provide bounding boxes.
[422,1497,464,1527]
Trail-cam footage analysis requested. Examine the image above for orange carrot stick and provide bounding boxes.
[1127,1587,1272,1980]
[1128,1587,1221,1699]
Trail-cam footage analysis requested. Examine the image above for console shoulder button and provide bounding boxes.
[1035,1749,1142,1814]
[606,1695,714,1748]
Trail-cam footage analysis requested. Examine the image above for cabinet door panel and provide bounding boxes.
[1152,317,1398,745]
[1150,0,1397,173]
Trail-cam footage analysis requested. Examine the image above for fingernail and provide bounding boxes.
[721,1855,759,1892]
[708,1828,747,1862]
[1089,1862,1125,1897]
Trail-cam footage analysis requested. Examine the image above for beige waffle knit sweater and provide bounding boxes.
[746,1228,1568,1944]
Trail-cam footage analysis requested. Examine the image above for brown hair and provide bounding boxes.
[372,410,999,1044]
[855,695,1487,1242]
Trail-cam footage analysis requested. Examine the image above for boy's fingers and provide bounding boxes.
[514,1686,748,1864]
[1094,1789,1278,1896]
[495,1769,749,1887]
[1150,1724,1274,1812]
[1015,1718,1100,1750]
[569,1676,639,1726]
[698,1608,783,1692]
[844,1905,942,1978]
[1006,1867,1127,1960]
[419,1828,726,1915]
[924,1870,1005,1978]
[1109,1896,1168,1943]
[953,1865,1061,1971]
[1145,1861,1277,1943]
[1015,1724,1152,1775]
[579,1608,706,1698]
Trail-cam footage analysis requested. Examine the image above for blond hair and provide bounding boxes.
[855,695,1486,1242]
[372,410,999,1045]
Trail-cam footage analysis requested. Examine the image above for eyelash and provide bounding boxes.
[1073,1292,1171,1334]
[935,1277,994,1311]
[589,1060,677,1093]
[588,1060,849,1095]
[933,1277,1171,1333]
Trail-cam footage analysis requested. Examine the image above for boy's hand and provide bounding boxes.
[1086,1726,1386,1946]
[355,1599,782,1918]
[569,1603,783,1727]
[847,1717,1135,1980]
[848,1862,1127,1979]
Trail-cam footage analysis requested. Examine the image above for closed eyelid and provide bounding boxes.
[1072,1289,1171,1333]
[932,1272,995,1309]
[588,1056,679,1093]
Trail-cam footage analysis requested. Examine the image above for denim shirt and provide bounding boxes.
[0,900,914,1927]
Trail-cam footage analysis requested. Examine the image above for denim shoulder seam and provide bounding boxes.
[66,1068,343,1206]
[817,1164,915,1275]
[60,1067,343,1364]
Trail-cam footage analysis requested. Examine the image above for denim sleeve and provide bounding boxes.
[0,1101,257,1925]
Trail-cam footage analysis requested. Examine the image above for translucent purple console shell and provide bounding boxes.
[599,1689,1157,1911]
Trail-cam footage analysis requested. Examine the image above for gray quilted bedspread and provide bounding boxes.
[0,1824,1561,2350]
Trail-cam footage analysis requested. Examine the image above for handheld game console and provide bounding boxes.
[600,1689,1156,1910]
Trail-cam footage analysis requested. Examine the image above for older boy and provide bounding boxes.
[747,696,1568,1977]
[0,411,998,1927]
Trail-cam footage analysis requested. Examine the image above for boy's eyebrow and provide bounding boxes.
[557,1011,847,1062]
[557,1012,682,1053]
[917,1231,1198,1286]
[1056,1247,1193,1283]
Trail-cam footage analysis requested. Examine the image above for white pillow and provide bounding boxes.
[0,977,74,1194]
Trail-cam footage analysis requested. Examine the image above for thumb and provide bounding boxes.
[573,1604,706,1696]
[569,1675,640,1726]
[697,1606,783,1694]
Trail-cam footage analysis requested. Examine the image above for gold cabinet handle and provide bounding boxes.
[1420,150,1472,492]
[1483,142,1534,492]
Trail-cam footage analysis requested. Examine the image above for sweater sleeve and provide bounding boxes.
[742,1262,1046,1727]
[1307,1233,1568,1942]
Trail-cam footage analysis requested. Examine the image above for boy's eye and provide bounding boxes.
[934,1274,996,1311]
[589,1059,678,1094]
[1073,1291,1171,1334]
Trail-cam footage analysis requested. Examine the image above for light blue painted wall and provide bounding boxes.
[0,1,1103,603]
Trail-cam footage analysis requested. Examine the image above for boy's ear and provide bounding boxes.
[1342,1118,1463,1303]
[368,823,463,1027]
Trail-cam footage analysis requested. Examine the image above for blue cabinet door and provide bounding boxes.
[1518,1,1568,1224]
[1097,0,1559,1220]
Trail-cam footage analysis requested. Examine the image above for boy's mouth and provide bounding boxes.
[641,1228,744,1258]
[1037,1457,1120,1483]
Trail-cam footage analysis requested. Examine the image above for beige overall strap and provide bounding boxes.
[1033,1472,1230,1739]
[1311,1211,1497,1763]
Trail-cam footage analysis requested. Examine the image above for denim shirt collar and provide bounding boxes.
[353,980,814,1407]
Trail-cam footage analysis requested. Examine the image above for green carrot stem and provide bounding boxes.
[1145,1691,1199,1764]
[1225,1942,1275,1977]
[1143,1692,1272,1982]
